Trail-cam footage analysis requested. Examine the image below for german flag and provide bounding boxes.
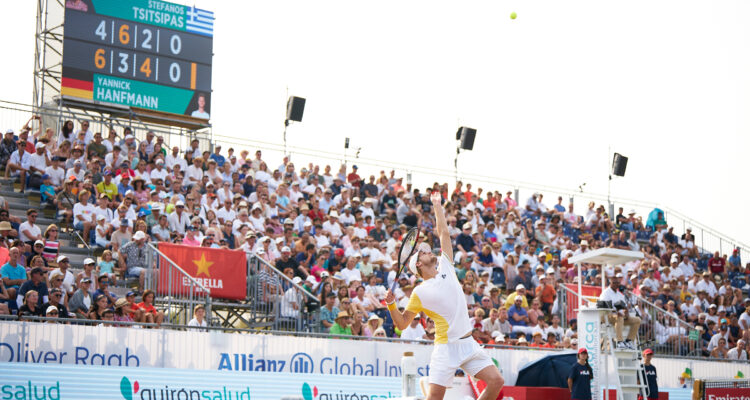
[61,76,93,100]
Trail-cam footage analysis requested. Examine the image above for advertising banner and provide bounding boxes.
[578,308,602,400]
[2,321,747,388]
[564,283,602,321]
[705,388,750,400]
[0,362,402,400]
[157,243,247,300]
[0,321,552,385]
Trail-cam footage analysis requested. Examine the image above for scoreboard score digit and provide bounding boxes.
[61,0,214,119]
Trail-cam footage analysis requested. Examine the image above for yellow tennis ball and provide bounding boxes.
[510,12,517,20]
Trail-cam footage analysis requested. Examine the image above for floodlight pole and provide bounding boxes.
[607,146,612,216]
[454,146,460,184]
[283,119,289,157]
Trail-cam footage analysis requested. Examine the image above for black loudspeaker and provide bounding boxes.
[458,127,477,150]
[286,96,306,122]
[612,153,628,177]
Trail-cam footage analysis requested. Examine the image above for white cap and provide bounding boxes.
[96,214,106,221]
[303,221,313,227]
[83,258,95,265]
[46,306,58,315]
[56,255,69,263]
[353,252,362,258]
[670,254,679,263]
[306,275,317,285]
[329,210,339,218]
[151,204,162,211]
[292,276,302,285]
[281,246,291,253]
[546,267,555,275]
[463,223,472,230]
[155,159,164,165]
[37,143,45,149]
[275,237,285,244]
[615,272,624,278]
[5,129,14,134]
[580,240,589,246]
[125,134,135,140]
[133,231,146,240]
[515,284,525,290]
[491,331,504,340]
[251,203,262,211]
[34,239,45,246]
[407,242,431,275]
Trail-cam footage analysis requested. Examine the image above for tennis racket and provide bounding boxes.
[391,227,421,292]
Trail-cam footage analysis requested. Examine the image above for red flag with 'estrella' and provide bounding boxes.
[157,243,247,300]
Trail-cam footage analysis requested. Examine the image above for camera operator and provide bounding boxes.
[599,272,641,349]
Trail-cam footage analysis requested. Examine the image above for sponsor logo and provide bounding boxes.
[218,352,428,376]
[119,376,251,400]
[301,382,395,400]
[0,381,60,400]
[0,341,140,366]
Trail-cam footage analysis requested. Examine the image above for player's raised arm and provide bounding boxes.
[431,192,452,261]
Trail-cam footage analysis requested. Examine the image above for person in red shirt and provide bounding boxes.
[463,183,474,203]
[708,251,727,276]
[124,291,144,322]
[137,290,164,325]
[484,192,496,212]
[535,275,557,314]
[346,165,361,188]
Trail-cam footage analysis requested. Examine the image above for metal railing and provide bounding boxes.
[0,99,213,158]
[246,255,321,332]
[144,242,212,325]
[633,295,701,357]
[1,98,746,257]
[558,282,702,357]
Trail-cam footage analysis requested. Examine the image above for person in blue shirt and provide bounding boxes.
[568,348,593,400]
[729,249,742,269]
[642,348,659,400]
[40,174,55,203]
[500,236,516,255]
[17,267,48,308]
[0,247,26,300]
[209,145,225,167]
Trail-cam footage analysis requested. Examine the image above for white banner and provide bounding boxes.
[578,308,602,400]
[1,321,746,388]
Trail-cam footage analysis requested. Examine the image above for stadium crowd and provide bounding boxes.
[0,117,748,359]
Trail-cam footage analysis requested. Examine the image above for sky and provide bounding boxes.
[2,0,749,249]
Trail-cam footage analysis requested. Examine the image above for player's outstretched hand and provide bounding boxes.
[430,191,442,207]
[385,290,396,306]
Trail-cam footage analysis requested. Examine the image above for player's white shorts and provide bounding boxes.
[429,336,494,387]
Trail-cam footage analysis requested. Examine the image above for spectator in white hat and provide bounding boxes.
[322,210,343,239]
[168,200,191,236]
[119,231,149,290]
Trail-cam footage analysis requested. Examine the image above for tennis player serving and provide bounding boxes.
[385,192,504,400]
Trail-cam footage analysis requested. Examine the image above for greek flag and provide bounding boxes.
[186,6,214,37]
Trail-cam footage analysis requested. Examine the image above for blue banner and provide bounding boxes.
[0,362,402,400]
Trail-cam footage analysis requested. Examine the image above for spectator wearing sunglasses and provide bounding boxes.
[43,287,69,319]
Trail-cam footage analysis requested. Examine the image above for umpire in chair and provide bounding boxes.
[598,273,641,350]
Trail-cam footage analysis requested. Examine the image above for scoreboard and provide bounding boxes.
[61,0,214,120]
